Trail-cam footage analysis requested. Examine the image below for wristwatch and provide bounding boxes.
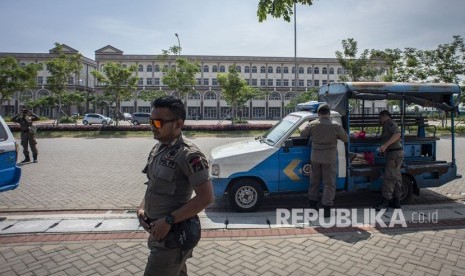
[165,214,175,225]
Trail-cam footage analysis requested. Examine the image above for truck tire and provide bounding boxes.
[228,179,264,212]
[400,174,414,203]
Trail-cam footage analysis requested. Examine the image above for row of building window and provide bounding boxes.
[18,89,297,102]
[134,64,348,75]
[137,77,331,87]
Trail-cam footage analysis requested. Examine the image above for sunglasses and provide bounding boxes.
[149,118,178,129]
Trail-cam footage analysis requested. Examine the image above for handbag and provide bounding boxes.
[28,126,37,134]
[165,215,201,250]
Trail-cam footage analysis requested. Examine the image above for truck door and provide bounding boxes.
[278,124,311,192]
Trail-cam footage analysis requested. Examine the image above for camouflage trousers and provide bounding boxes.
[308,161,337,206]
[144,234,193,276]
[382,150,404,200]
[20,132,38,157]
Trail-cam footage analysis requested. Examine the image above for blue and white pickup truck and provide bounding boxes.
[0,115,21,192]
[209,82,461,212]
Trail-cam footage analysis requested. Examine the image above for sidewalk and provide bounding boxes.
[1,202,465,275]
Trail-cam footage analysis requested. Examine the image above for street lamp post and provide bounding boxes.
[294,2,298,96]
[175,33,181,55]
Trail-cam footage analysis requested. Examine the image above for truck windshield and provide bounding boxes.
[262,115,301,146]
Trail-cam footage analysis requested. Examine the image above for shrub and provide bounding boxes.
[8,123,273,132]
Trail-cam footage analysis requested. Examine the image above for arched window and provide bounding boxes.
[276,66,282,73]
[138,64,144,72]
[147,65,153,72]
[244,66,250,73]
[20,90,34,102]
[283,67,289,73]
[154,65,160,72]
[236,66,241,73]
[269,92,281,100]
[212,65,218,72]
[260,66,266,73]
[37,89,50,99]
[337,68,343,74]
[329,68,334,74]
[252,66,257,73]
[122,64,127,68]
[314,67,319,74]
[299,67,304,74]
[203,65,209,72]
[307,67,312,74]
[204,91,217,100]
[188,92,201,100]
[322,67,327,74]
[292,67,295,74]
[268,66,273,73]
[219,65,225,72]
[284,92,296,100]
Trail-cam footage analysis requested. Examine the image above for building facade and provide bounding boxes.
[1,44,385,119]
[0,44,96,117]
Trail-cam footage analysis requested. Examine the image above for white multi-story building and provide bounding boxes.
[1,44,385,119]
[0,44,96,117]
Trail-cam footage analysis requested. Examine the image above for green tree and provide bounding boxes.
[0,56,40,115]
[217,64,258,122]
[285,87,318,110]
[91,62,138,125]
[257,0,315,22]
[62,91,85,115]
[46,43,82,123]
[335,38,380,81]
[158,46,200,99]
[427,35,465,84]
[137,89,166,102]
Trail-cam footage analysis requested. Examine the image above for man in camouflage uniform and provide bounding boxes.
[137,96,214,276]
[301,104,348,217]
[11,108,40,163]
[375,110,404,210]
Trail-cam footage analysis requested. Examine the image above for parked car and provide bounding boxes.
[82,113,113,125]
[0,115,21,192]
[131,112,151,125]
[123,113,133,121]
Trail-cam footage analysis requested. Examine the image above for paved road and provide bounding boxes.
[0,135,465,275]
[1,136,464,212]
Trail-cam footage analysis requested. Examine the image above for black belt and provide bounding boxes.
[387,148,403,152]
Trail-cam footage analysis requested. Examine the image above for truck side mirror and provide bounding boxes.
[284,139,294,148]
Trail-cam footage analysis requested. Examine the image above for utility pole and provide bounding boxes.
[294,2,298,97]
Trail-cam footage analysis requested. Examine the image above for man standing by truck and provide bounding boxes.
[375,110,404,210]
[301,104,348,217]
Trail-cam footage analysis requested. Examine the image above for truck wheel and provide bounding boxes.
[228,179,263,212]
[400,174,414,203]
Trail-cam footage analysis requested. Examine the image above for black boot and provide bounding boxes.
[389,197,401,209]
[374,198,390,211]
[21,155,30,163]
[309,200,318,210]
[33,155,38,163]
[323,205,331,218]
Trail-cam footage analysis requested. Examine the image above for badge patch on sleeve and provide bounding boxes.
[188,155,208,173]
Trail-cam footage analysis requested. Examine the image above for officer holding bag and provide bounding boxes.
[137,96,214,276]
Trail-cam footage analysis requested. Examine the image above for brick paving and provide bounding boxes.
[0,133,464,275]
[0,136,464,212]
[1,225,465,276]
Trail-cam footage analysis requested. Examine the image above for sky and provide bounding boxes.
[1,0,464,59]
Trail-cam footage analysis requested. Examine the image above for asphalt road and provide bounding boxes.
[0,135,464,213]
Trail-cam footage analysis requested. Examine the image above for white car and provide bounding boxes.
[82,113,113,125]
[0,115,21,192]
